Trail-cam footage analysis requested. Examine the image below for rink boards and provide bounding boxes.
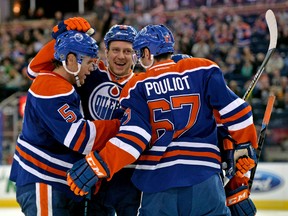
[1,163,288,210]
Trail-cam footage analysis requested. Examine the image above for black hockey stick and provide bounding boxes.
[223,9,278,186]
[249,94,275,190]
[242,9,278,101]
[243,9,277,189]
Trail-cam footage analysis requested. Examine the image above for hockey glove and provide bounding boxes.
[226,176,257,216]
[67,151,109,196]
[52,17,95,39]
[223,142,257,184]
[235,157,255,178]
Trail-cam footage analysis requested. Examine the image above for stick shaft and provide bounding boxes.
[249,95,275,189]
[242,49,275,100]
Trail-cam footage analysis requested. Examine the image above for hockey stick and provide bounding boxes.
[243,9,277,189]
[242,9,278,100]
[249,94,275,190]
[223,9,278,186]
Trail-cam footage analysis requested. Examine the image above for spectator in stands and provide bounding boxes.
[225,46,241,75]
[234,15,252,47]
[191,37,210,58]
[53,11,63,25]
[0,57,24,100]
[34,7,46,19]
[214,22,234,53]
[250,73,271,102]
[283,91,288,110]
[240,58,254,81]
[265,50,285,74]
[228,80,242,96]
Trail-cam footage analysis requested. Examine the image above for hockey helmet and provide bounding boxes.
[104,25,137,48]
[54,30,98,64]
[133,24,175,58]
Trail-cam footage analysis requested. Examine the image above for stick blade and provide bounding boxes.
[266,9,278,50]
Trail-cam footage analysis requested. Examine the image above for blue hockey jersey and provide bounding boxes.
[9,72,120,200]
[98,58,257,193]
[76,60,134,120]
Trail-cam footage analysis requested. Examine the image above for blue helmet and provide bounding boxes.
[133,24,175,58]
[104,25,137,48]
[54,30,98,64]
[171,54,192,63]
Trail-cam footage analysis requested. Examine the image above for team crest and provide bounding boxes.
[88,82,122,120]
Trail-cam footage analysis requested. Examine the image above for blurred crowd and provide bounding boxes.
[1,0,288,111]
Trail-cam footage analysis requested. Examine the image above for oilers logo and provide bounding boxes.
[89,82,122,120]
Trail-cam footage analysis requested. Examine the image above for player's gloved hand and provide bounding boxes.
[67,151,109,196]
[225,176,257,216]
[222,141,257,184]
[226,185,256,216]
[235,156,255,178]
[52,17,95,39]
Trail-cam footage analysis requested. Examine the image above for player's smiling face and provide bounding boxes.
[106,41,134,77]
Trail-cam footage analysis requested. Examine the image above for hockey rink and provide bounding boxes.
[0,208,287,216]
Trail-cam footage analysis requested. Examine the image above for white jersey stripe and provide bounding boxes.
[120,125,151,142]
[64,120,83,149]
[14,155,68,184]
[228,116,254,131]
[135,159,221,170]
[83,121,97,154]
[110,137,140,159]
[219,98,245,116]
[18,137,72,168]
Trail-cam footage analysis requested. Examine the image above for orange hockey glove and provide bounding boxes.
[52,17,95,39]
[235,156,255,178]
[222,142,257,185]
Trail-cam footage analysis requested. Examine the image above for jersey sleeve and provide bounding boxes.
[27,40,56,79]
[99,76,152,179]
[206,67,257,149]
[32,90,120,155]
[92,119,120,151]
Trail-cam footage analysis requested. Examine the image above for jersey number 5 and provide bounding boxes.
[58,104,77,123]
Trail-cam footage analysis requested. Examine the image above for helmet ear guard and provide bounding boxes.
[133,24,175,59]
[132,53,138,65]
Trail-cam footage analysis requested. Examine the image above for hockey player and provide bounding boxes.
[9,30,120,216]
[67,24,259,215]
[27,18,140,216]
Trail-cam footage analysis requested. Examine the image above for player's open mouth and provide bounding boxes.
[115,62,125,66]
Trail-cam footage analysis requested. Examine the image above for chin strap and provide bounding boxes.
[62,61,82,87]
[139,54,154,69]
[131,53,138,72]
[74,74,81,87]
